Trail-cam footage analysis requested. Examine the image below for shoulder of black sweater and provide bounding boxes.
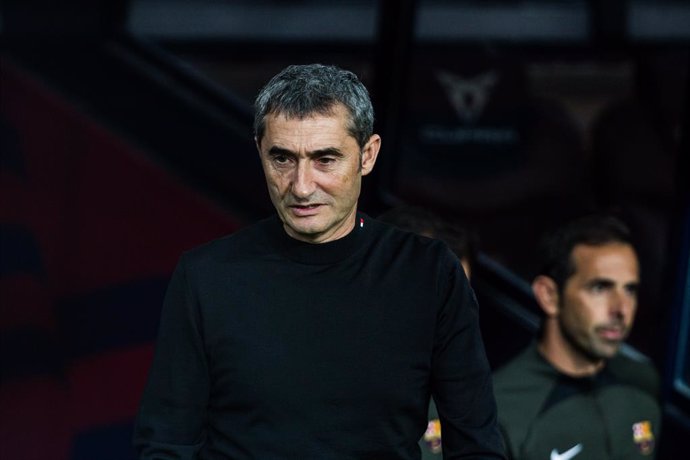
[180,214,278,264]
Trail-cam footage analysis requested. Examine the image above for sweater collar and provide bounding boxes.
[532,342,613,384]
[269,212,370,265]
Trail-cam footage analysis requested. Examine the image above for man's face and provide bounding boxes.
[256,104,380,243]
[557,242,639,362]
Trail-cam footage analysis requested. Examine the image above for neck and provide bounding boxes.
[538,328,605,377]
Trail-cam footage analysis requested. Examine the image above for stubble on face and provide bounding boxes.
[257,105,376,244]
[556,243,639,365]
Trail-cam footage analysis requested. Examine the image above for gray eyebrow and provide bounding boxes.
[267,146,344,158]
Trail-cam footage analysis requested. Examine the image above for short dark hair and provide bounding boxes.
[377,205,444,237]
[537,214,635,290]
[438,220,479,272]
[254,64,374,149]
[378,205,478,269]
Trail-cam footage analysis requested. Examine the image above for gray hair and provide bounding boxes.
[253,64,375,149]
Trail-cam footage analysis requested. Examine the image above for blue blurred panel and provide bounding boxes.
[0,117,25,177]
[56,277,169,359]
[0,328,65,380]
[71,420,137,460]
[0,225,44,278]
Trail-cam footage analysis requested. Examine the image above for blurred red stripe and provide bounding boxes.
[0,275,56,331]
[67,343,154,431]
[0,376,72,460]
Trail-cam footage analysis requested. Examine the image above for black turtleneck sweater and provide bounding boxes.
[134,214,505,459]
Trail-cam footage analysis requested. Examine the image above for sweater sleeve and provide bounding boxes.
[133,254,210,458]
[431,258,506,459]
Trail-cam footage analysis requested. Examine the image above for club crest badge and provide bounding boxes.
[423,418,442,454]
[632,420,655,455]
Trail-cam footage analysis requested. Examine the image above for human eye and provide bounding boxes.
[312,148,342,168]
[271,153,293,167]
[624,283,639,297]
[588,280,610,293]
[317,156,336,166]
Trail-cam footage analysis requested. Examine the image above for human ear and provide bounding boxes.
[360,134,381,176]
[532,275,560,317]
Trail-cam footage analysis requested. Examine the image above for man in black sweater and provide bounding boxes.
[493,215,661,460]
[134,64,505,459]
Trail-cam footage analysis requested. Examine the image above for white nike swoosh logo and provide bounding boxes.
[550,443,583,460]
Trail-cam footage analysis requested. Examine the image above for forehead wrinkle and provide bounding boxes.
[264,114,356,157]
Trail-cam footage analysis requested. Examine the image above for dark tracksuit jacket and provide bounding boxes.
[493,344,660,460]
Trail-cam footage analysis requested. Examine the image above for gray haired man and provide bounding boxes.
[134,64,505,459]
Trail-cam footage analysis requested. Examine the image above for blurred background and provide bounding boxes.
[0,1,688,458]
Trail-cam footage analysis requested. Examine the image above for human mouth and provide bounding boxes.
[288,204,322,217]
[597,325,626,341]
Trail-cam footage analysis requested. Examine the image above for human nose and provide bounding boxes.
[290,161,315,199]
[609,289,633,320]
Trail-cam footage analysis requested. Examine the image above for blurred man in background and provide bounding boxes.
[493,214,660,460]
